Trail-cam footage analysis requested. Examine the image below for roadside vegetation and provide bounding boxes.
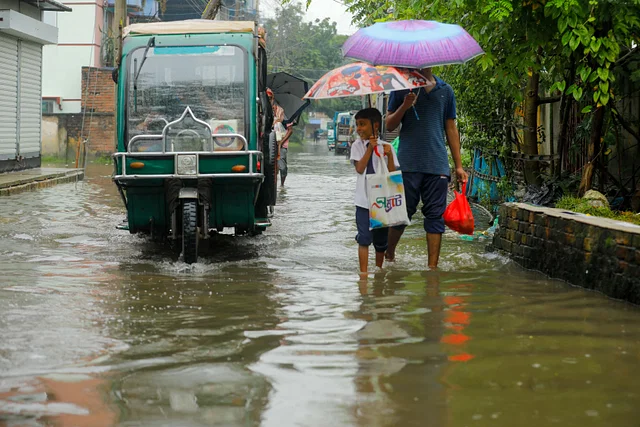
[333,0,640,216]
[556,196,640,226]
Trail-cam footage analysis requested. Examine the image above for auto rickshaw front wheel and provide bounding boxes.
[182,200,199,264]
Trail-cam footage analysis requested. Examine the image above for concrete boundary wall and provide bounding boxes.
[488,203,640,304]
[0,170,84,196]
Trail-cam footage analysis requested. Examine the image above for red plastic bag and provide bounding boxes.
[443,182,474,235]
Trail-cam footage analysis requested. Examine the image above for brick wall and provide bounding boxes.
[489,203,640,304]
[80,67,116,154]
[81,67,115,113]
[41,67,116,157]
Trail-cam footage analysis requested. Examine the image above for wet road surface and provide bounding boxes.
[1,143,640,426]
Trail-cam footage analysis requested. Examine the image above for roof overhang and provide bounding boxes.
[0,10,59,44]
[20,0,72,12]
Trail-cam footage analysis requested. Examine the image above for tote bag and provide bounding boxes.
[366,150,410,230]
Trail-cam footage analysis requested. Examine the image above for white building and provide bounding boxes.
[0,0,70,172]
[42,0,155,114]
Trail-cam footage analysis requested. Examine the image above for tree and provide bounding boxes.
[263,2,361,125]
[545,0,640,194]
[335,0,640,194]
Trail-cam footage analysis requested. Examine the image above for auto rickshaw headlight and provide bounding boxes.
[177,154,197,175]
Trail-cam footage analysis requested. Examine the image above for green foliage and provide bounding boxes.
[457,116,501,152]
[338,0,640,114]
[264,3,362,116]
[497,176,514,200]
[448,148,472,169]
[482,0,514,21]
[545,0,640,107]
[41,155,71,166]
[555,196,640,226]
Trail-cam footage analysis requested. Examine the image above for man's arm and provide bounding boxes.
[279,126,293,148]
[445,118,468,183]
[385,92,417,131]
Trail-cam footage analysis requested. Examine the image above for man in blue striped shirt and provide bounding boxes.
[385,68,468,269]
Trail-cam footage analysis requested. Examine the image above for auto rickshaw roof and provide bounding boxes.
[124,19,257,37]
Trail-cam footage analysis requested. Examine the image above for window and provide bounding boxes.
[42,99,55,114]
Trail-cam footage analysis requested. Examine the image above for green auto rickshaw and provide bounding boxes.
[112,20,300,263]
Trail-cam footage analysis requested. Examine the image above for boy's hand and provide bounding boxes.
[368,135,378,146]
[383,144,392,155]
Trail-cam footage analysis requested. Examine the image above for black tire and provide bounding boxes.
[182,200,198,264]
[255,132,276,218]
[264,132,278,206]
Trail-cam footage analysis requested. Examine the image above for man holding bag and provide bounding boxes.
[384,68,468,270]
[350,108,400,275]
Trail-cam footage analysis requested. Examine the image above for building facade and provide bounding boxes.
[0,0,70,172]
[42,0,157,114]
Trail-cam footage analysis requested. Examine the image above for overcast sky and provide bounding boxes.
[260,0,357,35]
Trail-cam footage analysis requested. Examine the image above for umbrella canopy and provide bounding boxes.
[342,20,484,69]
[303,63,433,99]
[266,72,310,123]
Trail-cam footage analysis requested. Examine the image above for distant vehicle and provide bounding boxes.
[326,120,335,150]
[334,112,355,156]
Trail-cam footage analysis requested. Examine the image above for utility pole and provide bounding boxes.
[201,0,222,20]
[112,0,126,151]
[113,0,126,68]
[255,0,259,23]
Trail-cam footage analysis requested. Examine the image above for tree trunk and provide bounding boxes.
[523,70,541,185]
[557,94,573,177]
[556,57,576,178]
[578,106,606,196]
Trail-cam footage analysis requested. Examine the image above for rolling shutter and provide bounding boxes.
[0,34,18,160]
[18,40,43,158]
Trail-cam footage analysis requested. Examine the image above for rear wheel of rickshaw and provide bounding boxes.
[254,132,277,219]
[182,200,199,264]
[266,132,278,206]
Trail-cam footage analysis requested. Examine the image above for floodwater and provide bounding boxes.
[1,143,639,427]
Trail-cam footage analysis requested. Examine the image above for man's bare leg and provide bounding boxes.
[358,245,369,274]
[426,232,442,270]
[385,227,404,261]
[375,250,385,269]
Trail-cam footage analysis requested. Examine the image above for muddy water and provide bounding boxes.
[1,144,639,427]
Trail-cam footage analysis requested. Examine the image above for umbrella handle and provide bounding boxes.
[410,89,420,121]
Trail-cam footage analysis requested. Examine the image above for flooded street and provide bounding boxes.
[1,143,640,427]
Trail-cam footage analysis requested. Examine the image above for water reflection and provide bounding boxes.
[0,152,639,426]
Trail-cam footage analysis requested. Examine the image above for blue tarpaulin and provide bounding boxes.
[467,149,511,202]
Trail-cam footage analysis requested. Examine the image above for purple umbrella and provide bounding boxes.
[342,20,484,69]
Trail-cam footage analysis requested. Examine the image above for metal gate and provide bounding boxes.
[18,40,43,158]
[0,34,19,161]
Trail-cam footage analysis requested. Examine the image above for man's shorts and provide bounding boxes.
[278,148,288,178]
[355,206,388,253]
[393,172,450,234]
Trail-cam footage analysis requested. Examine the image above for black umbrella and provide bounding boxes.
[266,72,310,123]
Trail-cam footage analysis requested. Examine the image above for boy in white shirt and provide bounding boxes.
[350,108,400,274]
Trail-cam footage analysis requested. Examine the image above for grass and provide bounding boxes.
[41,155,72,166]
[555,196,640,226]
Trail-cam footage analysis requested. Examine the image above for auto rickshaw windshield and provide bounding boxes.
[127,45,247,141]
